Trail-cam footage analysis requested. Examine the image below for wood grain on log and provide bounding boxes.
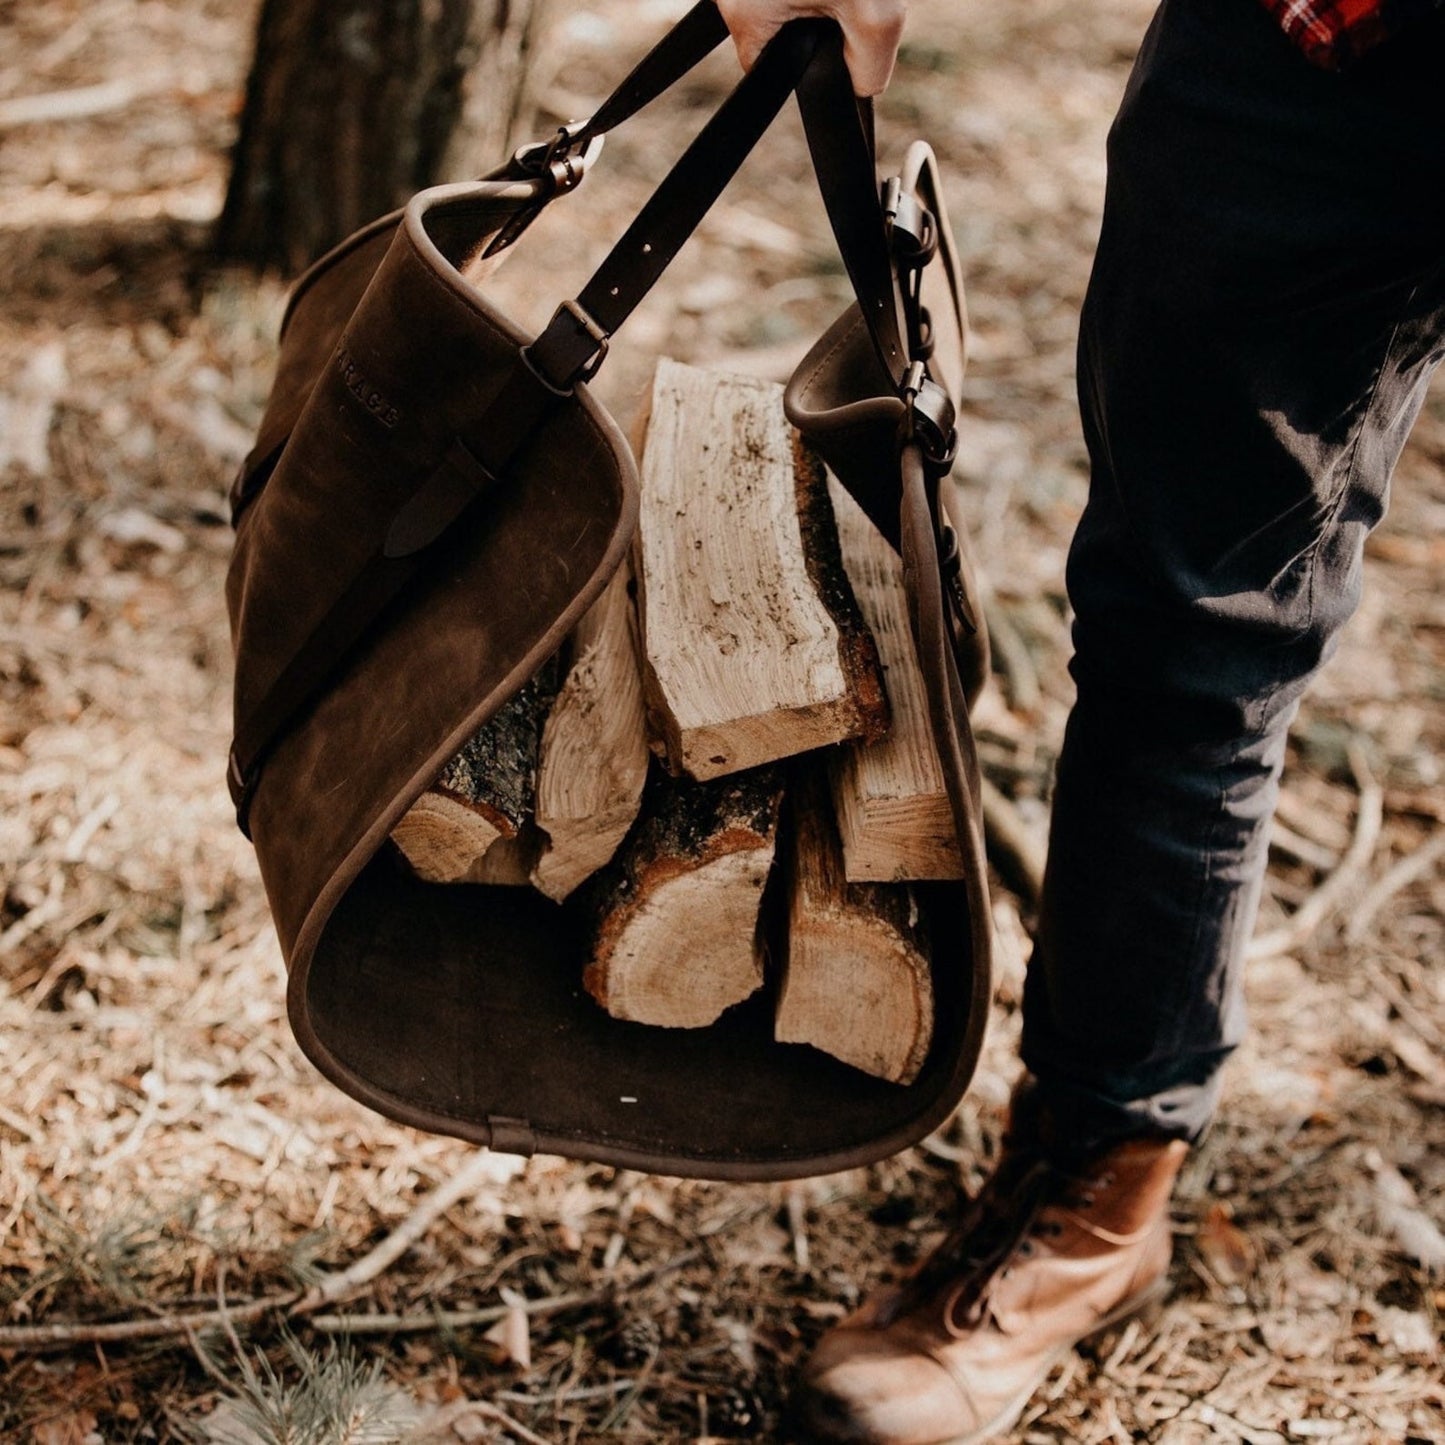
[828,477,965,882]
[777,764,934,1084]
[531,566,650,901]
[636,360,888,782]
[582,766,784,1028]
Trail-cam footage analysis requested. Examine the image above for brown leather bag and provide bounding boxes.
[226,1,992,1179]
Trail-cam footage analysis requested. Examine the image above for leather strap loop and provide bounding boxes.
[384,440,497,559]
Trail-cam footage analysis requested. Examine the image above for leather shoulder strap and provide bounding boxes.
[577,0,731,143]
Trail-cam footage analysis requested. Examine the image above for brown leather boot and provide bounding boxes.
[795,1129,1188,1445]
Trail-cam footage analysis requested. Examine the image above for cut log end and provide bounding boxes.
[778,764,935,1084]
[391,791,507,883]
[390,660,559,885]
[775,908,933,1084]
[583,848,770,1027]
[582,766,784,1029]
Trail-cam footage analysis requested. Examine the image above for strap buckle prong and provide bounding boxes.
[901,360,957,473]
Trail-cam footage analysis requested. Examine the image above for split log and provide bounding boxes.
[531,566,651,901]
[582,766,785,1028]
[636,359,888,782]
[390,663,559,884]
[776,764,934,1084]
[828,478,965,882]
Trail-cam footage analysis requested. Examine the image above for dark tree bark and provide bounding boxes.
[216,0,547,275]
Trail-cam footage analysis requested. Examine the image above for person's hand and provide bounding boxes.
[714,0,907,96]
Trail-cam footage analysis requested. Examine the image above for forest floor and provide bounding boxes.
[1,0,1442,1441]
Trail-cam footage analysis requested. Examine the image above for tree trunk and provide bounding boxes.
[216,0,547,274]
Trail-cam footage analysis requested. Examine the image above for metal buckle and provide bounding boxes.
[521,299,611,394]
[483,129,604,261]
[510,123,604,194]
[882,178,938,266]
[901,360,957,473]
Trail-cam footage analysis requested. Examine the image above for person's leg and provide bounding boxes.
[799,4,1445,1442]
[1022,0,1445,1155]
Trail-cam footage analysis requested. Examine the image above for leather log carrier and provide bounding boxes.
[226,1,993,1180]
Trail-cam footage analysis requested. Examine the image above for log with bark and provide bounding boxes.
[776,763,934,1084]
[828,477,965,882]
[390,661,559,885]
[635,359,888,782]
[581,766,785,1028]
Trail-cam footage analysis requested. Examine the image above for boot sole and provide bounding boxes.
[936,1276,1171,1445]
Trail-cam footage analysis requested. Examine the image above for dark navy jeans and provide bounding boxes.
[1019,0,1445,1151]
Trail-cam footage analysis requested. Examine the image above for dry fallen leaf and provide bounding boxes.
[1370,1159,1445,1273]
[483,1289,532,1370]
[32,1411,100,1445]
[1197,1201,1259,1286]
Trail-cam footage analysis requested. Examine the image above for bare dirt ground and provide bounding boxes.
[1,0,1441,1440]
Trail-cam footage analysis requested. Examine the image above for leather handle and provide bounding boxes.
[577,0,732,143]
[794,28,909,385]
[528,17,834,387]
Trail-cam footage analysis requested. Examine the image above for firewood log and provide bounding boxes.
[390,662,559,884]
[636,359,888,782]
[530,565,650,901]
[828,477,965,882]
[581,765,785,1028]
[777,762,934,1084]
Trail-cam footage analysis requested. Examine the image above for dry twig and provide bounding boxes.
[980,775,1047,909]
[1344,826,1445,944]
[295,1150,507,1312]
[1248,745,1384,962]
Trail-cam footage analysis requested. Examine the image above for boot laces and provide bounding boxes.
[881,1149,1107,1332]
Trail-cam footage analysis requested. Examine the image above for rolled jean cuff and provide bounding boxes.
[1019,1063,1223,1163]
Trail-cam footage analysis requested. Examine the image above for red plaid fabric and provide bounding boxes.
[1259,0,1443,66]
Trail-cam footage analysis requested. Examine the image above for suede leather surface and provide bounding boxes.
[227,136,992,1179]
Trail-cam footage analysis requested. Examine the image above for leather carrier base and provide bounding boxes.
[308,864,980,1176]
[227,11,991,1181]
